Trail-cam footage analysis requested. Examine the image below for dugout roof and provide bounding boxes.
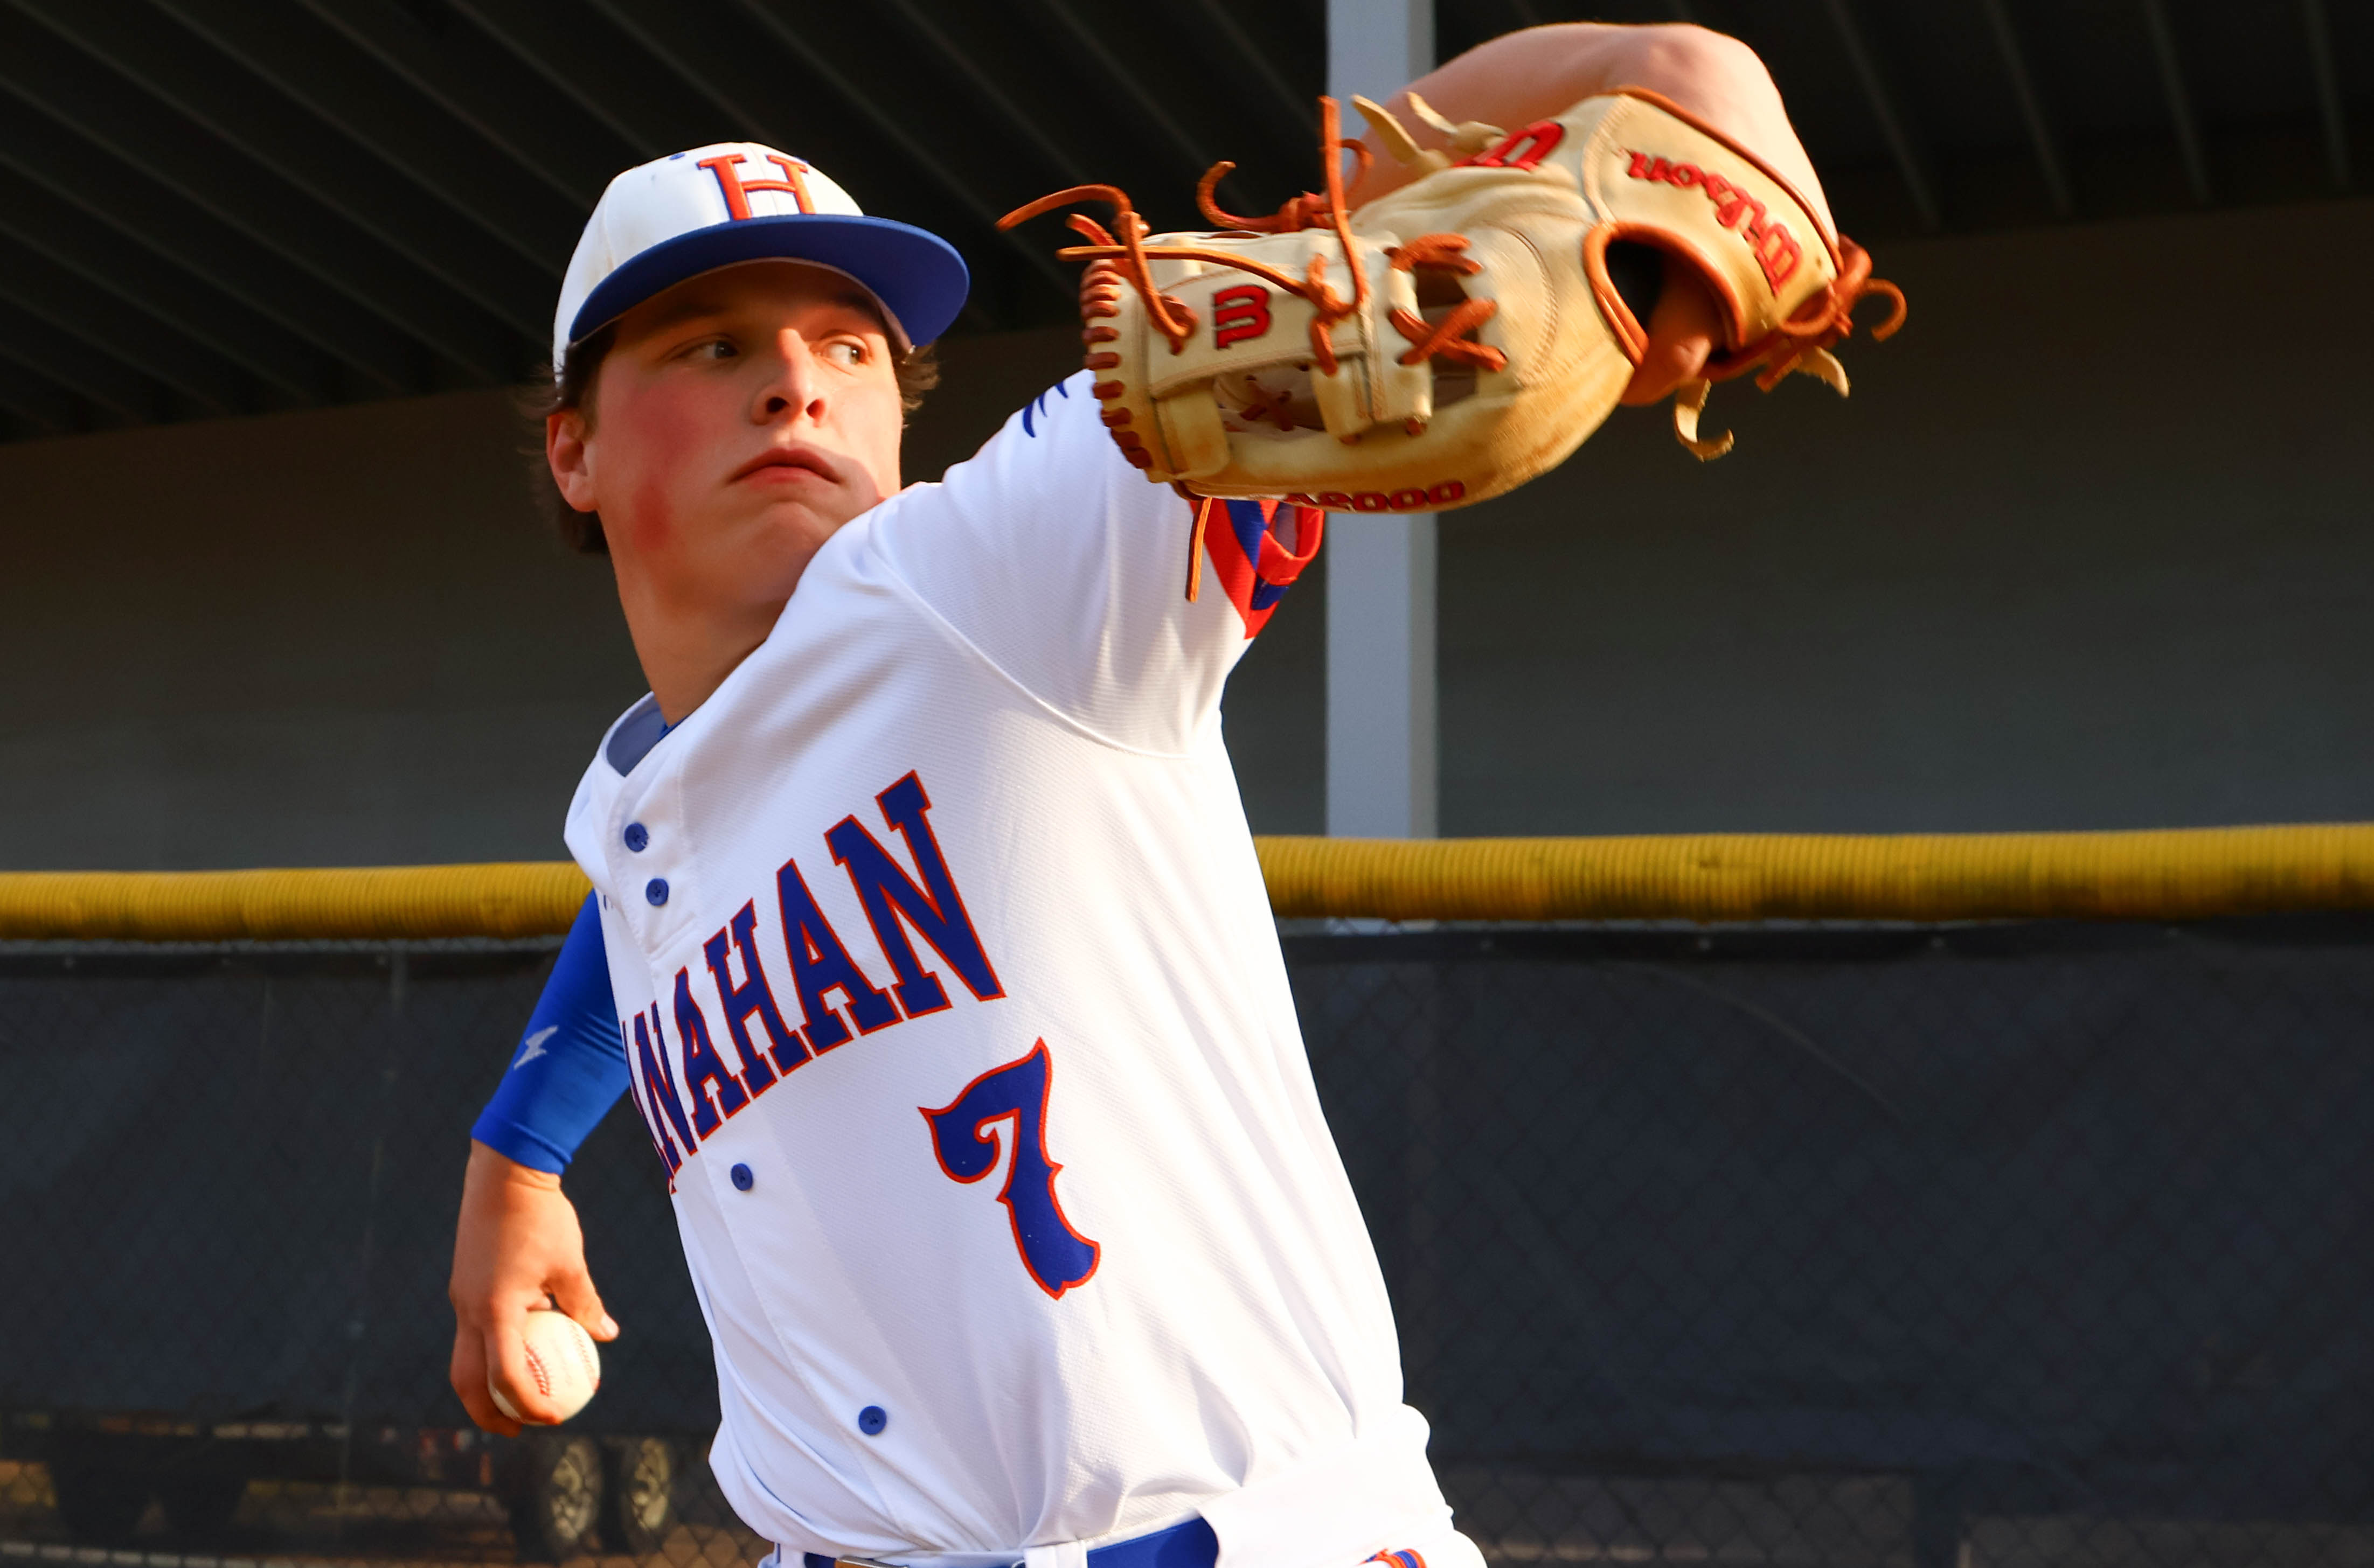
[0,0,2361,441]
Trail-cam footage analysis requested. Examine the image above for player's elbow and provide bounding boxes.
[1484,21,1778,117]
[1629,23,1775,96]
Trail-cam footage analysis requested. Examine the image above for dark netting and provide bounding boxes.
[0,943,747,1568]
[8,917,2374,1568]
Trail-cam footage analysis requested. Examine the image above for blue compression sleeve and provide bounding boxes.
[471,893,630,1173]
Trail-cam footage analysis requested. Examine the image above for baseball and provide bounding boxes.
[490,1308,601,1423]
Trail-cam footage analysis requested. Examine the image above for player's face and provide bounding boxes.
[550,260,905,628]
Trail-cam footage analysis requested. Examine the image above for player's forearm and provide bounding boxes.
[1350,23,1832,233]
[470,892,631,1173]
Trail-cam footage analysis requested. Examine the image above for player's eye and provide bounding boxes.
[824,339,866,367]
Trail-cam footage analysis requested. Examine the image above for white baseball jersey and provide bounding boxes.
[565,373,1472,1568]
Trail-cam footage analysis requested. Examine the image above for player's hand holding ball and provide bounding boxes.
[490,1307,602,1423]
[449,1140,619,1432]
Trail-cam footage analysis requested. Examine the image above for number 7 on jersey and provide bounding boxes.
[922,1041,1101,1299]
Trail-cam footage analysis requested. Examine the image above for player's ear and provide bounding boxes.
[546,409,599,514]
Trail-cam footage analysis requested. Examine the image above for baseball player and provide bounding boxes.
[450,23,1890,1568]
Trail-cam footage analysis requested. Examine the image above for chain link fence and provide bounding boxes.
[7,916,2374,1568]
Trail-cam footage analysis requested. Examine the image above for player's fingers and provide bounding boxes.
[550,1270,621,1342]
[485,1322,564,1426]
[1619,255,1721,407]
[450,1322,523,1436]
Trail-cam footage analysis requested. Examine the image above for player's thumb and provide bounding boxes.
[551,1271,619,1342]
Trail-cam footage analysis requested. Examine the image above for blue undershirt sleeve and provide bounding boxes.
[470,892,630,1174]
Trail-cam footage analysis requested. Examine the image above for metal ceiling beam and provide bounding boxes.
[586,0,777,147]
[614,0,1072,300]
[1978,0,2073,217]
[148,0,585,270]
[0,97,412,397]
[0,159,335,403]
[0,228,249,414]
[2301,0,2350,189]
[1177,0,1318,144]
[297,0,624,210]
[8,0,550,338]
[448,0,678,161]
[0,8,510,383]
[2141,0,2211,204]
[1028,0,1226,189]
[0,295,165,422]
[871,0,1092,187]
[1818,0,1943,232]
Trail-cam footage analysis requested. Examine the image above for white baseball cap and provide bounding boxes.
[552,142,970,376]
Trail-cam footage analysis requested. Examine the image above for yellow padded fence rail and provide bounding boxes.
[0,862,595,943]
[7,824,2374,941]
[1256,824,2374,923]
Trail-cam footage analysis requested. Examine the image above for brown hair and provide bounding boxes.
[521,321,942,556]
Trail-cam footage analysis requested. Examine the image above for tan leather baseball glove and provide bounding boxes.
[1000,89,1904,519]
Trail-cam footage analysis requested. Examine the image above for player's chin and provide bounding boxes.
[710,500,854,596]
[744,491,867,553]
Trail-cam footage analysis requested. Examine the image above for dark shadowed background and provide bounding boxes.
[3,0,2372,864]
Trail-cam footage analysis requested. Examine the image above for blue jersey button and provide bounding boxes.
[623,822,649,852]
[730,1163,754,1191]
[644,877,669,907]
[857,1405,887,1436]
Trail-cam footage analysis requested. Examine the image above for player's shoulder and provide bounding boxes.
[875,368,1126,535]
[562,692,663,880]
[1006,370,1096,444]
[964,368,1109,474]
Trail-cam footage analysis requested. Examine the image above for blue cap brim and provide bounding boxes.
[568,213,970,352]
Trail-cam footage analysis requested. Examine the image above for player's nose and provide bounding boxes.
[751,329,826,426]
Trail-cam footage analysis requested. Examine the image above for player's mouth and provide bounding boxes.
[731,445,841,486]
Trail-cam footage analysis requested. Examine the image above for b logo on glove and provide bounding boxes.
[1212,286,1272,349]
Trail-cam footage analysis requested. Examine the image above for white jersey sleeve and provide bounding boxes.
[867,370,1321,755]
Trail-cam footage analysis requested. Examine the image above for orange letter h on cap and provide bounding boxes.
[698,152,815,218]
